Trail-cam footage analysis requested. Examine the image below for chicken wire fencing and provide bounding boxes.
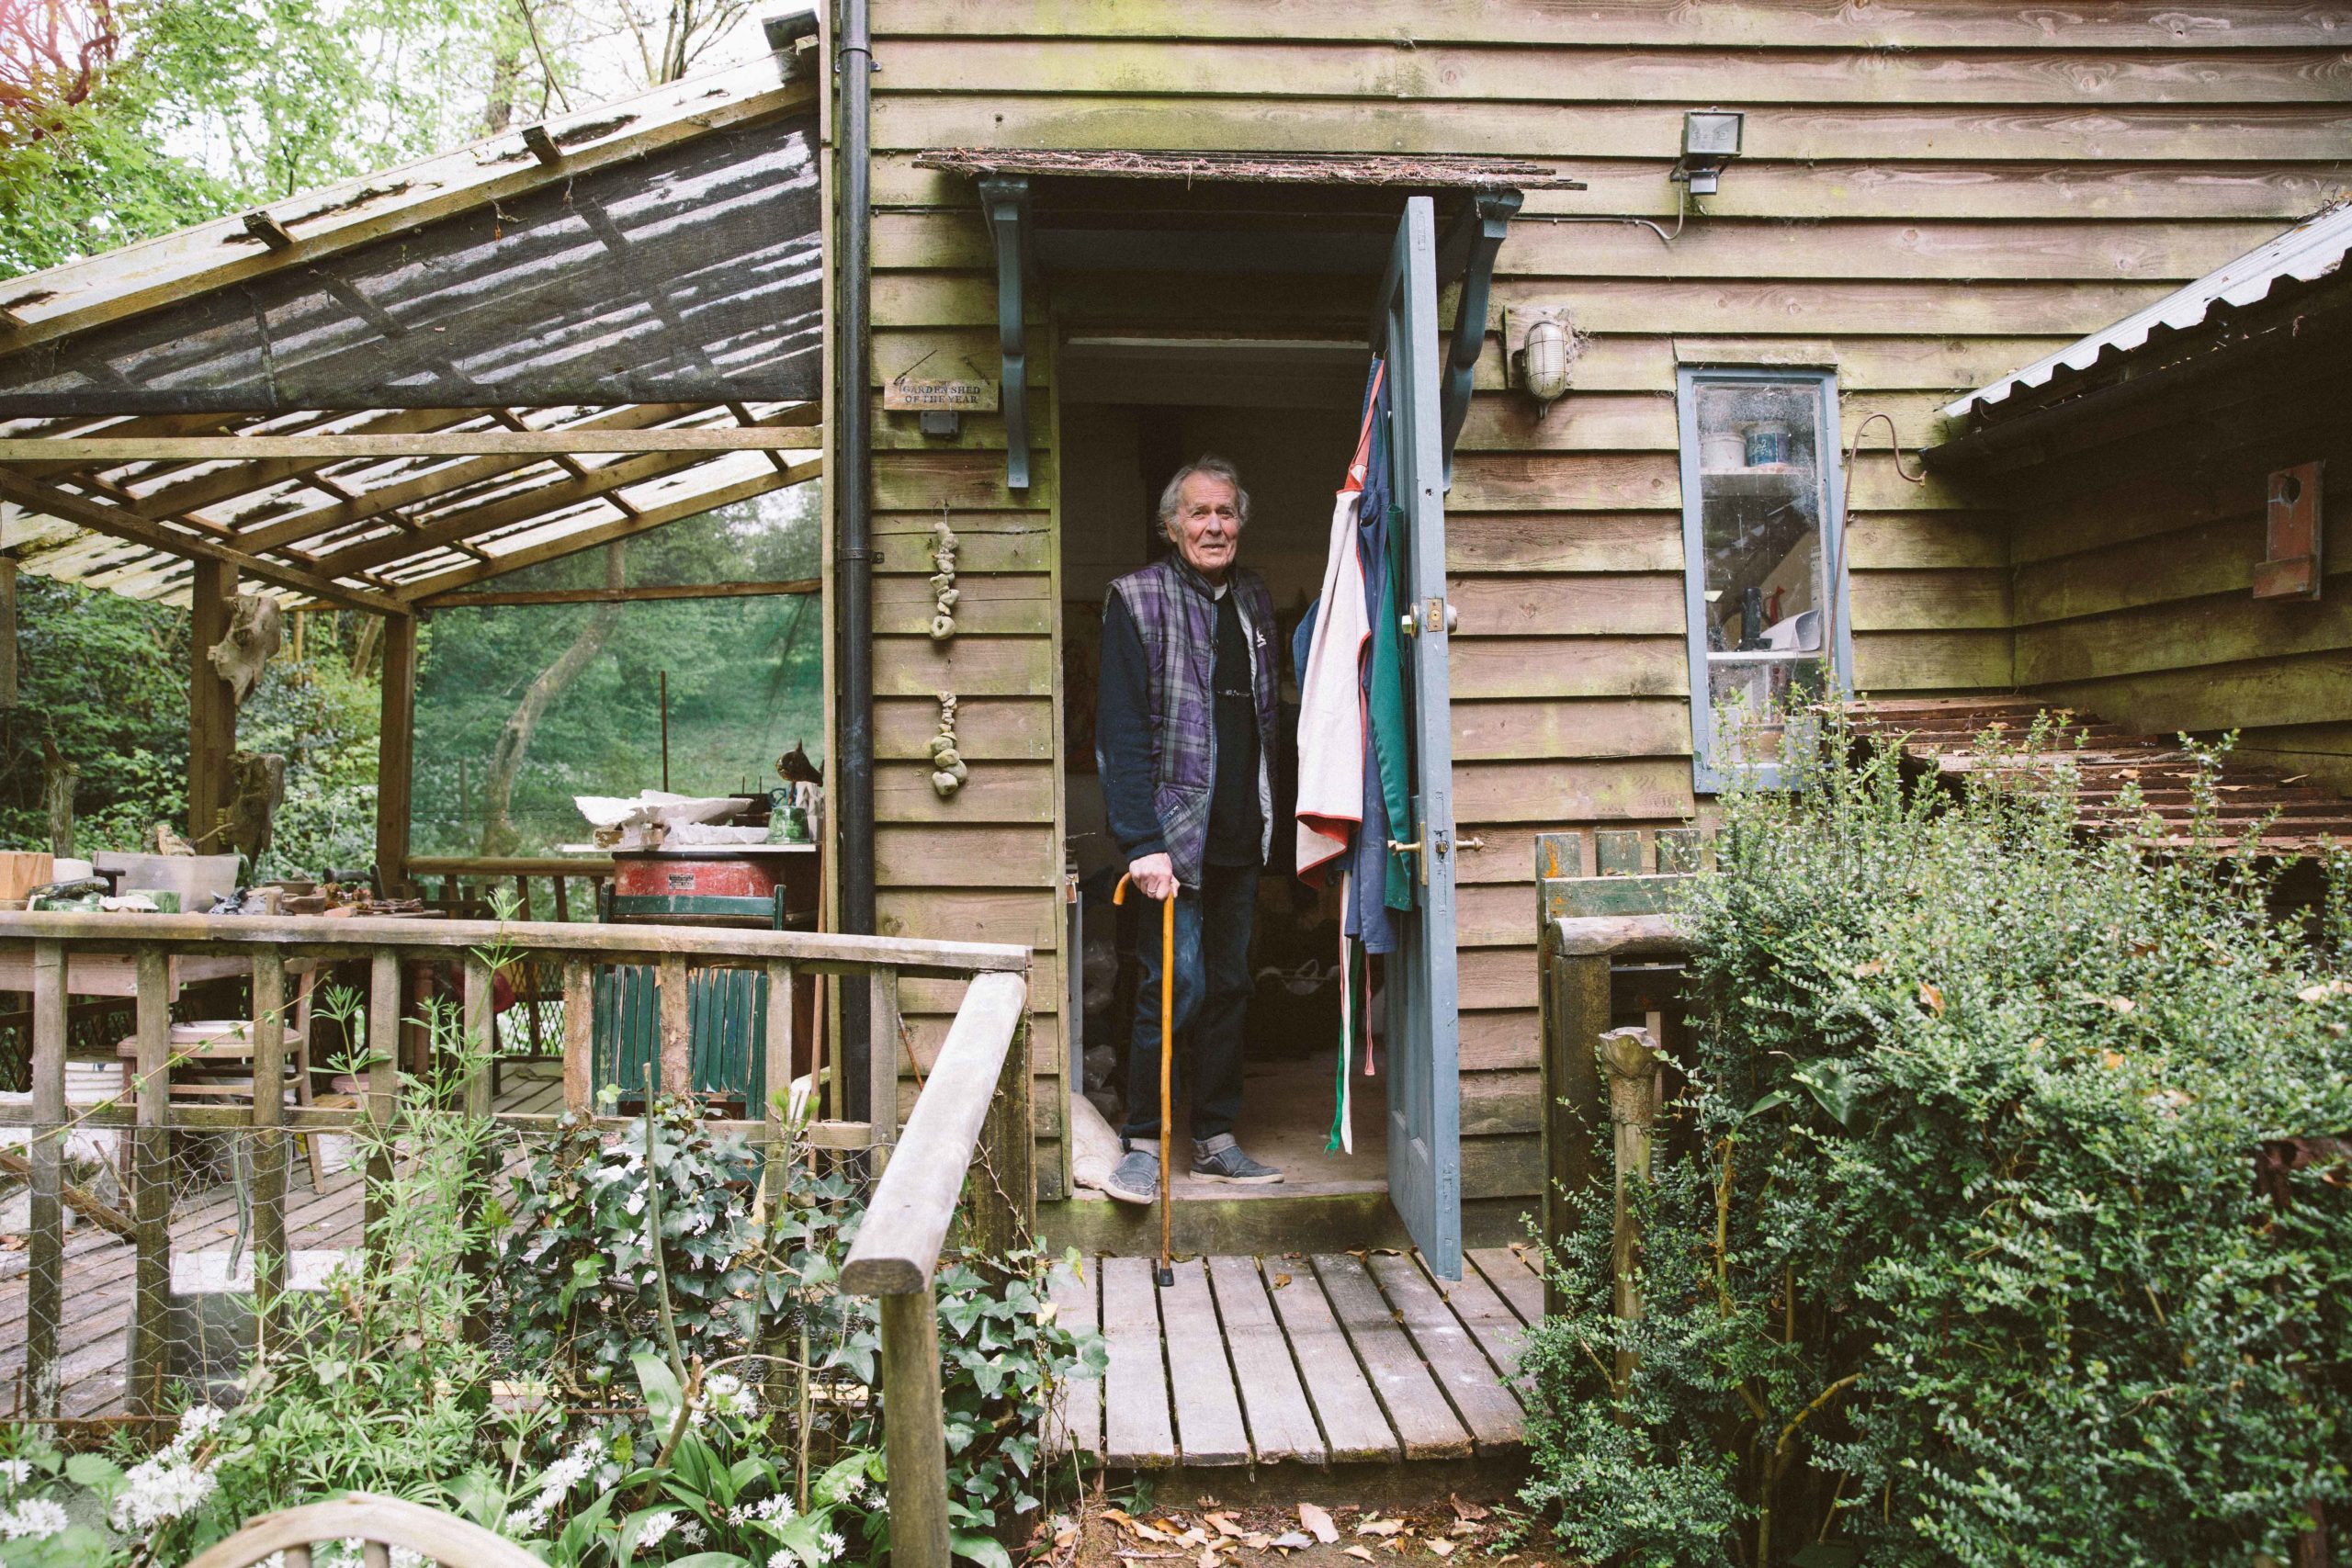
[0,1084,876,1445]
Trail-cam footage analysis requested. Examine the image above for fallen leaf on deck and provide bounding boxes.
[1199,1548,1221,1568]
[1206,1514,1245,1539]
[1298,1504,1339,1544]
[1357,1519,1405,1538]
[1448,1498,1488,1523]
[1272,1273,1292,1289]
[1269,1533,1311,1551]
[1177,1529,1209,1549]
[1427,1541,1455,1559]
[1128,1521,1174,1543]
[1244,1536,1272,1551]
[1344,1550,1375,1562]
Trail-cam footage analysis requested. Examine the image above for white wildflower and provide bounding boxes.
[678,1519,708,1547]
[820,1529,847,1559]
[0,1498,69,1540]
[757,1495,797,1523]
[770,1553,794,1568]
[112,1450,217,1532]
[0,1460,29,1490]
[638,1510,678,1548]
[176,1404,227,1445]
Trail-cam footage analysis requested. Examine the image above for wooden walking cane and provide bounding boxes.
[1113,873,1177,1287]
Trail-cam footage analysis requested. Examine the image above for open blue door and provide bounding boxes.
[1375,196,1464,1280]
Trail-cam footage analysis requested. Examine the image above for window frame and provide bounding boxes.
[1675,364,1853,794]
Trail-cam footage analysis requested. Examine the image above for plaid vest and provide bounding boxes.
[1102,555,1279,886]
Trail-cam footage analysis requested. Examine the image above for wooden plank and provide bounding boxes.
[657,954,692,1096]
[874,3,2346,51]
[375,615,417,890]
[1043,1260,1103,1461]
[561,958,594,1116]
[25,942,65,1417]
[873,149,2352,225]
[878,1291,953,1568]
[877,91,2352,164]
[126,947,170,1416]
[1449,573,1684,637]
[1853,628,2015,693]
[876,825,1060,887]
[1099,1255,1177,1467]
[762,961,794,1196]
[1453,636,1690,701]
[1263,1257,1396,1461]
[1453,697,1691,762]
[1447,511,1681,573]
[1849,568,2013,632]
[1467,1246,1546,1327]
[872,635,1055,698]
[1159,1258,1250,1464]
[1421,1249,1532,1383]
[1453,757,1694,824]
[1310,1253,1472,1459]
[250,950,289,1331]
[876,35,2352,103]
[1365,1252,1523,1451]
[186,558,237,849]
[876,888,1059,951]
[0,428,824,461]
[1203,1255,1325,1463]
[422,578,819,609]
[874,572,1053,637]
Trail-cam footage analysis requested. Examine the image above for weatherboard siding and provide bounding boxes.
[860,0,2352,1204]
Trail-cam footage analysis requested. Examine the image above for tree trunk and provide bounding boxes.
[40,737,75,858]
[480,544,626,855]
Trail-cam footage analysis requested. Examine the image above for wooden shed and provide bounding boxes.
[835,1,2352,1269]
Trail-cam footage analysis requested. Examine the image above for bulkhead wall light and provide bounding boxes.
[1672,108,1745,197]
[1506,305,1585,416]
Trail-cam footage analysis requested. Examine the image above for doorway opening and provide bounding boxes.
[1057,338,1388,1200]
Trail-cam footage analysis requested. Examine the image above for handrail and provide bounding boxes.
[0,911,1025,977]
[838,967,1033,1568]
[0,911,1033,1426]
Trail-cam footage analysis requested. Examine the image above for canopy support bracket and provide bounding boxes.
[977,175,1034,491]
[1437,188,1521,491]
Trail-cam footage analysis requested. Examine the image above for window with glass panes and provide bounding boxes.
[1675,367,1851,790]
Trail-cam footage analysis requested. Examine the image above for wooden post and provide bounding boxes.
[877,1291,951,1568]
[39,749,74,859]
[375,613,418,896]
[658,954,691,1096]
[188,559,238,849]
[561,958,594,1115]
[250,951,289,1343]
[363,951,401,1258]
[972,1004,1034,1258]
[515,878,543,1055]
[128,948,172,1417]
[1541,929,1611,1318]
[460,954,495,1342]
[0,553,17,708]
[25,942,64,1419]
[869,968,901,1149]
[1600,1026,1661,1396]
[762,961,795,1201]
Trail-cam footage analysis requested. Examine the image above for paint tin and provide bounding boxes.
[1744,422,1792,467]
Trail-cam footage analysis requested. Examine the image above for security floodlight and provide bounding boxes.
[1673,109,1746,197]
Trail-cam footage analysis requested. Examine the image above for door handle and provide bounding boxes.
[1457,835,1487,851]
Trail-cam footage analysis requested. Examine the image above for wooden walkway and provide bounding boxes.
[0,1066,566,1420]
[1046,1244,1544,1469]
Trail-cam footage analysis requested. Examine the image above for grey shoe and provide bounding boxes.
[1102,1142,1159,1206]
[1192,1134,1283,1185]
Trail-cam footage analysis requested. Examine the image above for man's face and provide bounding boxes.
[1170,471,1243,582]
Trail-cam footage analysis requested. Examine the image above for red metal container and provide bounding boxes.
[613,853,783,900]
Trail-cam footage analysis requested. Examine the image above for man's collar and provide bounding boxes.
[1169,553,1230,600]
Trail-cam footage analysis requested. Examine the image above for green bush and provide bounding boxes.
[1516,722,2352,1567]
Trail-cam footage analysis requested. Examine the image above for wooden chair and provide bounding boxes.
[182,1493,540,1568]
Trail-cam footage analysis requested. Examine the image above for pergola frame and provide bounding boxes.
[0,50,830,885]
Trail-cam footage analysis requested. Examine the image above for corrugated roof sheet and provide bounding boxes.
[1940,201,2352,423]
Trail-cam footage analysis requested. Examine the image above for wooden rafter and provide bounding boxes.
[395,457,820,601]
[423,577,819,609]
[0,468,407,615]
[0,426,825,462]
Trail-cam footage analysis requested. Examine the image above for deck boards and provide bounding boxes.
[1467,1244,1545,1325]
[1100,1256,1177,1468]
[1367,1251,1524,1452]
[1045,1260,1102,1462]
[1204,1255,1324,1463]
[1312,1253,1474,1459]
[1264,1253,1397,1462]
[1159,1258,1250,1464]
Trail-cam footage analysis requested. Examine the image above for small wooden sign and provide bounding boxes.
[2256,460,2324,602]
[885,378,998,412]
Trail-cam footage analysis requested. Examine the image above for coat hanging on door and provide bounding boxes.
[1294,359,1418,1150]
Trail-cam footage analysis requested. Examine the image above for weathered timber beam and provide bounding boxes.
[0,1147,136,1239]
[0,908,1026,976]
[842,969,1031,1295]
[404,855,616,876]
[129,408,515,519]
[0,426,825,461]
[0,468,410,615]
[417,576,818,609]
[390,457,820,599]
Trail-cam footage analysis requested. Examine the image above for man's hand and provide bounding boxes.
[1127,852,1178,902]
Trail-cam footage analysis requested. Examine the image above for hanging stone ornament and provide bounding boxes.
[928,516,960,640]
[928,691,968,798]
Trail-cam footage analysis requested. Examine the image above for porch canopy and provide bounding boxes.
[908,148,1584,488]
[0,48,827,879]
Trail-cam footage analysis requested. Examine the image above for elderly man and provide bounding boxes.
[1094,455,1284,1204]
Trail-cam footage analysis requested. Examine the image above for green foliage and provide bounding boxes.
[1515,719,2352,1566]
[412,491,825,857]
[0,1428,133,1565]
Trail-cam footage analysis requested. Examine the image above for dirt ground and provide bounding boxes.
[1030,1485,1580,1568]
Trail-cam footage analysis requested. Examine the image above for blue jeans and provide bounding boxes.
[1122,863,1257,1145]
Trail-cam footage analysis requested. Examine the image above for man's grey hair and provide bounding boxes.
[1156,455,1250,539]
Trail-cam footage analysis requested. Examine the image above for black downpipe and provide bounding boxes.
[835,0,876,1120]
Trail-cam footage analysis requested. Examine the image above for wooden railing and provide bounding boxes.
[839,970,1033,1568]
[0,910,1031,1421]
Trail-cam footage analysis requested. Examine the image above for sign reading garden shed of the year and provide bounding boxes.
[883,378,998,412]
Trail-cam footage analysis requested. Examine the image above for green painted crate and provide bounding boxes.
[590,964,770,1110]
